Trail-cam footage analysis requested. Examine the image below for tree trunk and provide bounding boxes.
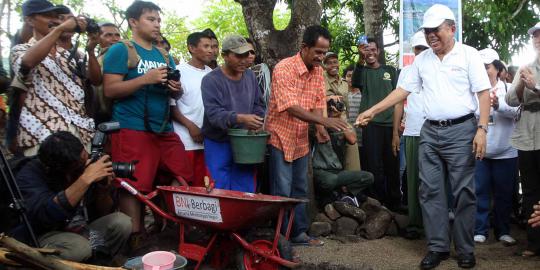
[235,0,322,69]
[363,0,385,64]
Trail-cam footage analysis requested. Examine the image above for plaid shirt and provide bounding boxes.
[266,53,326,162]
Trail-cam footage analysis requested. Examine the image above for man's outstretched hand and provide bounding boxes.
[355,109,375,127]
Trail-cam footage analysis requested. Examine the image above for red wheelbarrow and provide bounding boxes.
[117,179,304,270]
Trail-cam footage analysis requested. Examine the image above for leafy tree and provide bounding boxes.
[463,0,539,62]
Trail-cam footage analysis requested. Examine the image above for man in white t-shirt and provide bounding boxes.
[356,4,491,269]
[172,32,213,187]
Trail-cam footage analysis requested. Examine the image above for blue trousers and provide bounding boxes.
[474,157,518,238]
[269,146,309,238]
[204,138,256,193]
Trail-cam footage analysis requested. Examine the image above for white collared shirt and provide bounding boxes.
[397,65,426,136]
[399,42,491,121]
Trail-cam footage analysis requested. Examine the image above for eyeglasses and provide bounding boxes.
[423,26,443,35]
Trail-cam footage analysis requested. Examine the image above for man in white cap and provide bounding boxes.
[505,22,540,257]
[392,31,429,240]
[356,4,491,269]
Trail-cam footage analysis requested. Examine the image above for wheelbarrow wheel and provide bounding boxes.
[236,234,292,270]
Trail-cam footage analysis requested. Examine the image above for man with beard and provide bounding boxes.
[353,37,400,211]
[357,4,490,269]
[172,31,213,187]
[102,0,192,249]
[10,0,95,156]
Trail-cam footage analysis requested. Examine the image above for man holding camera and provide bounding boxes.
[102,1,192,246]
[10,0,95,156]
[13,131,131,262]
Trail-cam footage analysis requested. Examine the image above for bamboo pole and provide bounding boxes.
[0,234,130,270]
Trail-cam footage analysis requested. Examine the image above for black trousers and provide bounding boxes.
[361,123,401,207]
[518,149,540,252]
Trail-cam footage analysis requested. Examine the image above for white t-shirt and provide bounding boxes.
[398,65,426,136]
[399,42,491,120]
[172,63,212,150]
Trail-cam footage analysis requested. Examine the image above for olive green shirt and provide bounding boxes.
[358,65,397,126]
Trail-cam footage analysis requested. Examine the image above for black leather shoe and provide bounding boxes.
[420,251,450,270]
[457,253,476,268]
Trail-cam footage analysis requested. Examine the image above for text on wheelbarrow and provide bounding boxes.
[172,193,223,223]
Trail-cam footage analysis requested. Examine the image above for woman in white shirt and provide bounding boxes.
[474,49,519,245]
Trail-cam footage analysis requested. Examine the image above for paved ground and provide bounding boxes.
[136,221,540,270]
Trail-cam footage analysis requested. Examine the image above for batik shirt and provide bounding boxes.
[10,38,95,149]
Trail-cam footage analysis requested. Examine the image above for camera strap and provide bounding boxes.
[143,86,170,134]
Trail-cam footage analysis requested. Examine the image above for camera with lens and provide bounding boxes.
[327,98,346,112]
[90,122,137,180]
[74,16,100,34]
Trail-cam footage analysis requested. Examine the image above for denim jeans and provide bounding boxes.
[269,146,309,238]
[474,157,518,238]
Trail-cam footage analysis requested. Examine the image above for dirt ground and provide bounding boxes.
[295,225,540,270]
[137,221,540,270]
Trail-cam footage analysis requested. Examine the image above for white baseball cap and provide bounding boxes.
[420,4,456,29]
[410,31,429,48]
[479,48,499,64]
[528,22,540,35]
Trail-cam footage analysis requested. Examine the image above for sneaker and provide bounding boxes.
[473,235,486,243]
[340,195,359,207]
[498,235,517,246]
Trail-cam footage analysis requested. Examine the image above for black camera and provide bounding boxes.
[166,67,180,82]
[327,98,346,112]
[90,122,137,180]
[73,16,100,34]
[159,67,180,89]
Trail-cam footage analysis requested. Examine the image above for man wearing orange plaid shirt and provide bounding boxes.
[266,25,349,246]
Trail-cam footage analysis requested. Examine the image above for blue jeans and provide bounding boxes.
[204,138,256,192]
[269,146,309,238]
[474,157,518,238]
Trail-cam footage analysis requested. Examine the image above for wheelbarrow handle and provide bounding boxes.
[114,178,180,224]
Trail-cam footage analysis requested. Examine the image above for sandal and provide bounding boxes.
[291,233,324,246]
[516,250,537,257]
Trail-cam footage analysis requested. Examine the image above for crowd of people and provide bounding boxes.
[2,0,540,269]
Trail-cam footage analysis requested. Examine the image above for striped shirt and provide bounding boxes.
[266,53,326,162]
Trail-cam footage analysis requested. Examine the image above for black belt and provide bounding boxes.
[523,103,540,113]
[428,113,474,127]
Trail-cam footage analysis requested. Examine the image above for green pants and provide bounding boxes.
[405,136,423,231]
[39,212,131,262]
[313,169,374,207]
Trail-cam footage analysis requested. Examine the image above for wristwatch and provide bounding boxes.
[478,125,488,133]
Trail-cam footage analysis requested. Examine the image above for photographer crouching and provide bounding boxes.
[12,131,131,263]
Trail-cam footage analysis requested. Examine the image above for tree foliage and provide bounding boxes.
[463,0,539,62]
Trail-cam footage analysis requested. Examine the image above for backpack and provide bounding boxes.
[119,40,171,69]
[96,41,171,124]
